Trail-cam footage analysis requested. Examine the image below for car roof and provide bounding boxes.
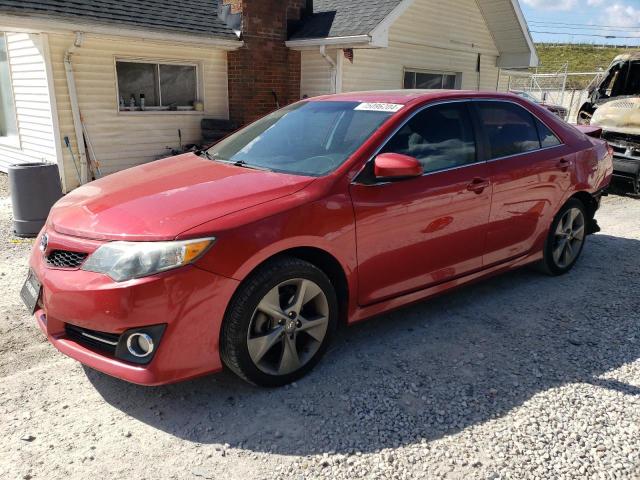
[309,89,578,144]
[613,52,640,63]
[310,90,522,106]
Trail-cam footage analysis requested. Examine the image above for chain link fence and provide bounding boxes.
[498,65,604,123]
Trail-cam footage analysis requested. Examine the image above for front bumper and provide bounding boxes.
[30,230,239,386]
[612,154,640,192]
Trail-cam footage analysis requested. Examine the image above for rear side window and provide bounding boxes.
[380,102,477,174]
[536,119,562,148]
[476,102,540,159]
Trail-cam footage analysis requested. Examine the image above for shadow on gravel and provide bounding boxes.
[608,181,640,199]
[86,234,640,455]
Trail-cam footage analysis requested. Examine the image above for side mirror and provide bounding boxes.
[374,153,423,180]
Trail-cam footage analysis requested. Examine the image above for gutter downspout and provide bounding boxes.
[64,32,88,185]
[476,53,481,91]
[320,45,342,94]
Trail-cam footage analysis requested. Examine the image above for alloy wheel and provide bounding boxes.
[247,278,329,376]
[552,207,585,269]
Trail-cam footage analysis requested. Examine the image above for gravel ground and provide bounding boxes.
[0,172,639,480]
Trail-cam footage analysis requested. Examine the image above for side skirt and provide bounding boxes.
[349,251,543,324]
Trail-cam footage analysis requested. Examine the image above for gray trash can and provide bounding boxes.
[8,163,63,237]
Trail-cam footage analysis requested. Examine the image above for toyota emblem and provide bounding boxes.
[39,233,48,253]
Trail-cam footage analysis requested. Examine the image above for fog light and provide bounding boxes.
[115,324,165,365]
[126,332,155,357]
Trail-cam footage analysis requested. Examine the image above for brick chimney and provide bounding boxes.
[225,0,307,126]
[221,0,242,13]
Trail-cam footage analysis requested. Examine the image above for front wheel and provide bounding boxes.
[577,103,595,125]
[220,257,338,387]
[540,199,588,276]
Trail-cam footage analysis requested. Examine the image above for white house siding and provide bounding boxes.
[497,71,510,92]
[300,49,335,99]
[47,33,229,190]
[343,0,501,92]
[342,44,501,93]
[0,33,59,172]
[300,0,502,96]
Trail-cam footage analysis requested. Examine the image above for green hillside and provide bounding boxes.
[535,44,637,73]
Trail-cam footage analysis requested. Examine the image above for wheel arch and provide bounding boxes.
[538,191,596,257]
[283,247,350,326]
[227,246,351,328]
[569,191,598,220]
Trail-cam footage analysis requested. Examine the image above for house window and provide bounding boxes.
[403,69,461,90]
[116,60,199,112]
[0,33,18,142]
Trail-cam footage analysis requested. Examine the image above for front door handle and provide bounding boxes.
[467,177,490,194]
[557,158,572,172]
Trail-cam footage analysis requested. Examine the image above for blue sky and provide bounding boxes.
[521,0,640,46]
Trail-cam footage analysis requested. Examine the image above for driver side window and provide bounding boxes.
[380,102,477,174]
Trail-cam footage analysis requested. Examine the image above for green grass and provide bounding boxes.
[535,44,637,73]
[528,44,640,89]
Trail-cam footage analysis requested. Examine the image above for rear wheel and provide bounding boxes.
[220,257,338,387]
[540,199,587,276]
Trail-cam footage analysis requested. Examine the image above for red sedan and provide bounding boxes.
[23,91,613,387]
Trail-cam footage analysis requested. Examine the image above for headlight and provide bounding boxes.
[82,238,215,282]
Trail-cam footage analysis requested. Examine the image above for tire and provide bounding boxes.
[539,198,588,276]
[577,103,595,125]
[220,257,338,387]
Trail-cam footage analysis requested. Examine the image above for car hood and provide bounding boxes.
[592,97,640,137]
[50,153,316,241]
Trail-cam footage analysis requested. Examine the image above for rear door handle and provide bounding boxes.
[467,177,490,194]
[557,158,572,171]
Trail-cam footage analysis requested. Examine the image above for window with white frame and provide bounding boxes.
[0,32,18,141]
[116,60,199,112]
[403,69,461,90]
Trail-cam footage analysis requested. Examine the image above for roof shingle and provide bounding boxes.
[290,0,403,41]
[0,0,237,40]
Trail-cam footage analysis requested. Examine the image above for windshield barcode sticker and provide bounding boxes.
[355,103,404,113]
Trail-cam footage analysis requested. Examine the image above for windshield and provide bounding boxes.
[598,61,640,98]
[205,101,396,176]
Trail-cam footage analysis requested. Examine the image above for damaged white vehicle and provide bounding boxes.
[579,53,640,193]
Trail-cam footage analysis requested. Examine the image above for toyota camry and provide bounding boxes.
[23,90,613,387]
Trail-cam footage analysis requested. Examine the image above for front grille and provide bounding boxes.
[602,131,639,144]
[610,144,636,157]
[65,324,120,355]
[46,250,88,269]
[601,132,640,158]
